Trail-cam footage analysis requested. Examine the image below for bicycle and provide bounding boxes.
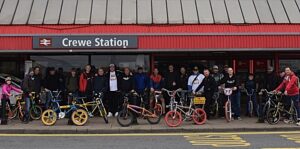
[41,91,88,126]
[79,92,108,123]
[117,91,162,127]
[6,94,25,121]
[164,92,207,127]
[223,88,233,122]
[28,92,43,120]
[245,89,257,117]
[162,88,182,111]
[266,93,297,125]
[260,89,279,120]
[210,91,220,118]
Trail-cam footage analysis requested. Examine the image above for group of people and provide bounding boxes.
[1,63,299,126]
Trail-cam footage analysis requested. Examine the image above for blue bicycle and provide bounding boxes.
[41,90,88,126]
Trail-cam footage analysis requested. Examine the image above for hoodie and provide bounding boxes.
[276,72,299,96]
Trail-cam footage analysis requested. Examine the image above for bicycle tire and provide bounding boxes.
[99,106,108,124]
[164,111,182,127]
[18,109,26,122]
[192,108,207,125]
[41,109,57,126]
[291,106,298,123]
[30,105,43,120]
[262,102,270,120]
[266,108,280,125]
[225,101,232,122]
[117,110,134,127]
[147,104,162,124]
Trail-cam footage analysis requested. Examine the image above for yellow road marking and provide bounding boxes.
[185,134,250,147]
[0,131,299,137]
[281,134,300,144]
[262,148,300,149]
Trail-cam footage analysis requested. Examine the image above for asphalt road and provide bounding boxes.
[0,131,299,149]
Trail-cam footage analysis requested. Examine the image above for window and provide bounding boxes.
[279,59,300,76]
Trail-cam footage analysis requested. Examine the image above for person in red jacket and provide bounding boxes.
[275,67,300,125]
[79,65,94,101]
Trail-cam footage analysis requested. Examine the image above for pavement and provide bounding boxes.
[1,131,300,149]
[0,117,299,134]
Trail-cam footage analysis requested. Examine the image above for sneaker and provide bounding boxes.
[284,119,292,124]
[107,112,113,118]
[88,112,94,118]
[114,112,119,117]
[236,117,242,120]
[296,121,300,126]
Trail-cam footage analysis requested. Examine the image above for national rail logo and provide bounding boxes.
[39,38,52,47]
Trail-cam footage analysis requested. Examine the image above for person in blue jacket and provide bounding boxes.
[134,67,150,108]
[245,73,258,117]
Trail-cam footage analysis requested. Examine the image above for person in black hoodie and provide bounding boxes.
[178,67,188,90]
[66,68,79,104]
[196,69,217,119]
[119,67,139,124]
[94,68,108,93]
[219,67,241,120]
[43,67,60,109]
[164,65,179,90]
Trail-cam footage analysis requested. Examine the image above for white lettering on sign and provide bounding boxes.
[94,38,129,48]
[62,38,92,47]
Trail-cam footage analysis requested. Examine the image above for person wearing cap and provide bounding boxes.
[106,64,122,117]
[134,67,150,108]
[43,67,60,108]
[211,65,224,85]
[1,77,22,125]
[257,66,281,123]
[188,66,205,93]
[79,64,94,102]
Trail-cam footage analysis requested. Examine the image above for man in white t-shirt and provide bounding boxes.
[106,64,121,117]
[188,66,205,93]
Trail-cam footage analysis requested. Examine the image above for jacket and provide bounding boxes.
[150,74,164,90]
[164,71,179,90]
[276,72,299,96]
[245,79,256,93]
[1,84,22,100]
[220,74,238,93]
[178,74,188,90]
[120,74,135,93]
[94,75,108,93]
[43,74,60,91]
[134,73,149,93]
[196,75,217,93]
[22,74,42,94]
[66,75,79,92]
[79,72,94,93]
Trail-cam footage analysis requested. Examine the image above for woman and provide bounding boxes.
[1,77,22,125]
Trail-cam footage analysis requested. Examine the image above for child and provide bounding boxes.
[245,73,258,117]
[1,77,22,125]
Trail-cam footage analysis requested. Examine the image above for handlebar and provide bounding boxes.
[161,88,182,97]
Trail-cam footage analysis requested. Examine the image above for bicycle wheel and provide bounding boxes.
[7,106,18,120]
[262,102,270,120]
[248,101,253,117]
[99,106,108,124]
[71,109,88,126]
[291,106,298,123]
[30,105,43,120]
[266,108,280,125]
[117,110,134,127]
[225,101,232,122]
[18,109,26,122]
[41,109,57,126]
[192,108,207,125]
[147,104,162,124]
[164,111,182,127]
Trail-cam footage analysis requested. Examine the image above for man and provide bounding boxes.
[21,66,42,123]
[188,66,205,93]
[275,67,300,126]
[196,69,217,119]
[43,67,60,108]
[211,65,224,85]
[150,68,165,114]
[134,67,149,108]
[120,67,137,123]
[178,67,188,90]
[79,65,94,101]
[106,64,121,117]
[219,68,241,120]
[257,66,281,123]
[164,65,179,90]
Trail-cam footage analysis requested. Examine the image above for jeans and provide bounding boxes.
[25,97,31,119]
[246,93,258,116]
[288,94,300,120]
[230,92,240,118]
